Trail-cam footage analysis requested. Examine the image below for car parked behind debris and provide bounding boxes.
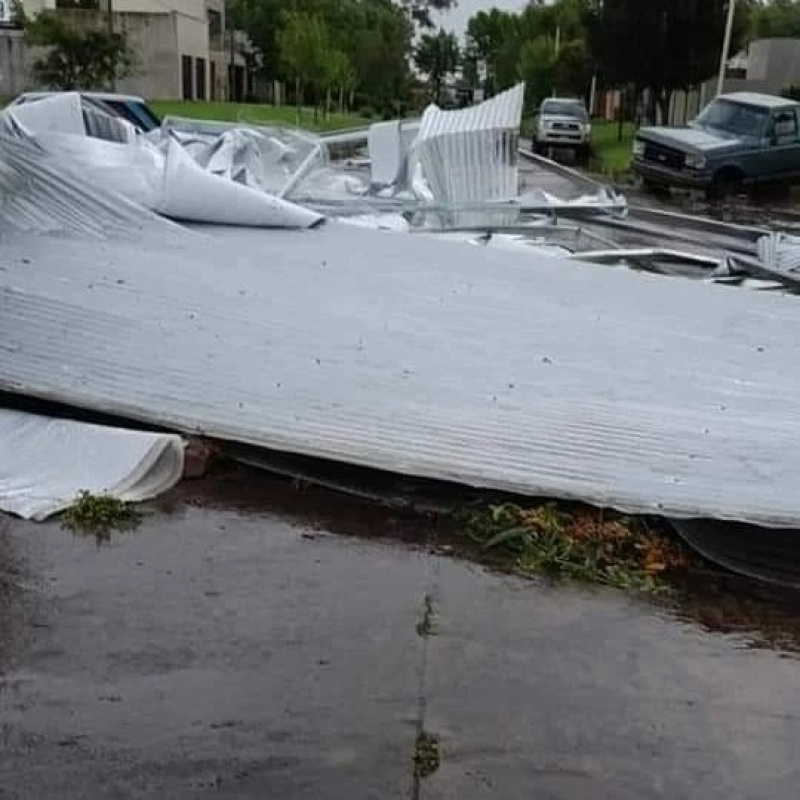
[533,97,591,165]
[632,91,800,198]
[6,91,162,134]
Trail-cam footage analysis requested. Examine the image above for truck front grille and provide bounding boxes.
[643,142,685,170]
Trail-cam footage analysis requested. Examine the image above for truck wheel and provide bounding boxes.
[708,168,744,201]
[576,145,591,167]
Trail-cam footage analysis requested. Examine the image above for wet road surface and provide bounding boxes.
[1,472,799,799]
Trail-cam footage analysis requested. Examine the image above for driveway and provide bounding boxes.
[2,469,798,799]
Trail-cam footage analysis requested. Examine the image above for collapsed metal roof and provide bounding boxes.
[3,89,800,530]
[2,152,800,527]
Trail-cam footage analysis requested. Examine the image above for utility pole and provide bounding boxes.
[107,0,115,91]
[717,0,737,97]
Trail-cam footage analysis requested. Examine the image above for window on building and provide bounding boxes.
[210,61,217,101]
[195,57,206,102]
[207,9,222,38]
[181,55,193,101]
[55,0,100,8]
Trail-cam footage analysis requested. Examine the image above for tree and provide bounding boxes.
[518,36,557,111]
[400,0,455,29]
[554,38,592,99]
[21,11,134,90]
[228,0,285,88]
[587,0,751,124]
[231,0,412,116]
[465,9,521,96]
[325,49,356,115]
[752,0,800,38]
[414,29,460,102]
[277,10,334,121]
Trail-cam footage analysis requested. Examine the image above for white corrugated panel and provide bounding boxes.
[413,84,525,225]
[3,218,800,527]
[0,409,185,520]
[416,83,526,137]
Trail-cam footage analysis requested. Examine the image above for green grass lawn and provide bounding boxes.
[590,120,636,179]
[149,100,370,131]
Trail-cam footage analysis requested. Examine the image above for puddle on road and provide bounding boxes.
[170,464,800,656]
[1,462,797,664]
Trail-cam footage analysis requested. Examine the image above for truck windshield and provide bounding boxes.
[694,98,768,138]
[540,101,587,121]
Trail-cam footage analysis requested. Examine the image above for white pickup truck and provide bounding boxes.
[533,97,592,165]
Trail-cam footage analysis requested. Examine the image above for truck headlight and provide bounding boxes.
[685,153,706,169]
[632,139,644,157]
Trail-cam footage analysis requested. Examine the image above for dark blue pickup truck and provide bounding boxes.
[631,91,800,198]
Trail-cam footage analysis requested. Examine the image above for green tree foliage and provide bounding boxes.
[464,9,521,96]
[228,0,284,83]
[277,10,353,120]
[518,36,556,110]
[414,29,460,102]
[751,0,800,38]
[22,11,134,90]
[231,0,412,116]
[514,0,592,108]
[400,0,455,29]
[587,0,751,122]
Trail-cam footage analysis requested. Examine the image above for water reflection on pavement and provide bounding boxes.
[1,469,797,799]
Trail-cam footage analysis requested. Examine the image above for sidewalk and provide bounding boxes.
[1,474,798,799]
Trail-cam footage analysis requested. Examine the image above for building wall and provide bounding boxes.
[706,38,800,99]
[0,28,33,97]
[9,0,240,100]
[115,12,181,99]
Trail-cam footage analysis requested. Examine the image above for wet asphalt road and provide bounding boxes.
[1,472,799,799]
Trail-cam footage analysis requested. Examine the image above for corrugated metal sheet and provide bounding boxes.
[416,83,525,137]
[413,84,525,225]
[3,221,800,527]
[0,135,182,239]
[0,409,184,520]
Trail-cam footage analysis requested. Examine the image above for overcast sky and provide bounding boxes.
[433,0,531,38]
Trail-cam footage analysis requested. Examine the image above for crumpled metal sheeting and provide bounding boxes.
[412,84,525,226]
[0,408,185,521]
[0,134,182,239]
[416,83,526,138]
[155,116,328,199]
[0,98,324,229]
[157,137,324,228]
[519,186,628,216]
[757,232,800,276]
[4,222,800,528]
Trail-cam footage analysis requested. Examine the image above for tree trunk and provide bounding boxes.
[338,85,344,115]
[295,76,301,125]
[658,89,673,126]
